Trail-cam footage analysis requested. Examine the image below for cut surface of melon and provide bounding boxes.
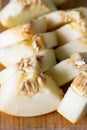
[0,44,56,70]
[56,22,87,45]
[0,0,57,27]
[0,64,63,116]
[57,87,87,123]
[55,37,87,60]
[47,59,79,86]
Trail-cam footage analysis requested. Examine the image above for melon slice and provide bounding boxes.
[0,41,56,68]
[47,52,87,86]
[47,58,79,86]
[0,25,58,48]
[57,71,87,123]
[0,0,57,27]
[56,21,87,45]
[55,37,87,60]
[0,58,63,117]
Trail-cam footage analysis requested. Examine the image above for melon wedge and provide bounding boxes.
[0,25,58,48]
[0,60,63,117]
[0,0,57,27]
[0,42,56,68]
[56,21,87,45]
[55,37,87,60]
[57,71,87,123]
[47,58,79,86]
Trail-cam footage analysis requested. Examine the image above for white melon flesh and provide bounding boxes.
[0,42,35,66]
[46,59,79,86]
[0,1,24,27]
[41,10,81,30]
[0,44,56,71]
[0,28,25,48]
[31,18,48,33]
[55,37,87,60]
[56,22,87,45]
[0,0,57,27]
[0,70,63,117]
[57,87,87,123]
[42,11,68,30]
[0,65,17,85]
[0,18,48,48]
[0,24,59,49]
[38,49,56,72]
[41,31,58,48]
[0,10,82,48]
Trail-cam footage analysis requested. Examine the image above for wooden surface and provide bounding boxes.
[0,0,87,130]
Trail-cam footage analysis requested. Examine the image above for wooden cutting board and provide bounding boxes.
[0,0,87,129]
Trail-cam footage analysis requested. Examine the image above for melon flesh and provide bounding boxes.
[55,37,87,60]
[58,87,87,123]
[0,0,57,27]
[47,59,79,86]
[0,69,63,116]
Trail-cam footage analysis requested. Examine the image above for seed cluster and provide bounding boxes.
[19,73,46,96]
[18,57,46,96]
[71,71,87,97]
[71,53,87,71]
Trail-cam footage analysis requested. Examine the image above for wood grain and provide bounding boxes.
[0,0,87,130]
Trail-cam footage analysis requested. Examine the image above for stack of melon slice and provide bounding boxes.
[0,0,87,124]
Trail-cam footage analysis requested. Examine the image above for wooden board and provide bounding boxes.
[0,0,87,129]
